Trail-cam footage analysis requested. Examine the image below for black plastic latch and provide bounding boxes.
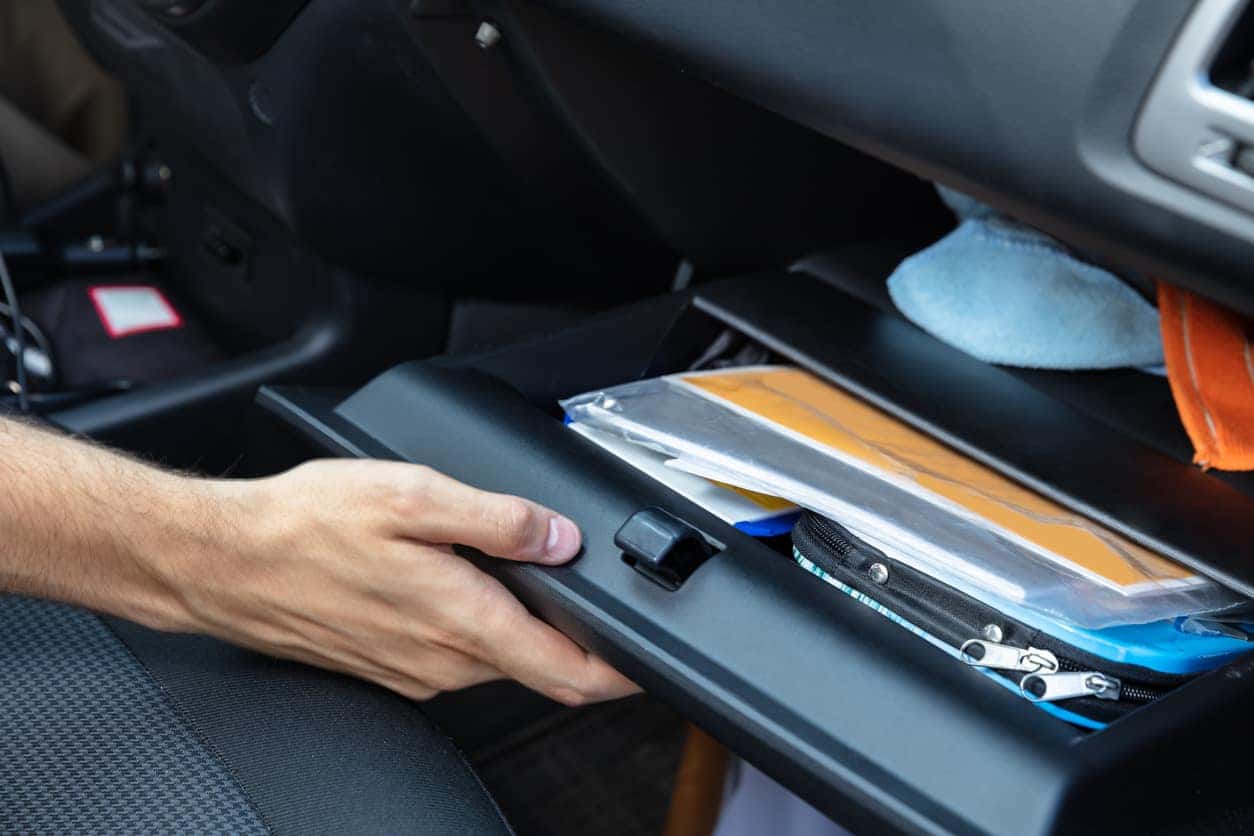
[614,508,716,591]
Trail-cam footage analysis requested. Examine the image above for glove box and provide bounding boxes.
[256,263,1254,835]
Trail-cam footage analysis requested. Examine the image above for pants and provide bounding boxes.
[0,0,126,209]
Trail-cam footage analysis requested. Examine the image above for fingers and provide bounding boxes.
[469,591,640,706]
[499,623,639,707]
[275,460,637,705]
[389,466,582,565]
[380,469,635,704]
[378,651,504,700]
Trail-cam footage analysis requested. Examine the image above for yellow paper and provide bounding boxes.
[681,367,1191,589]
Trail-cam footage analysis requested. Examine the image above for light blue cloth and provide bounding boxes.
[887,188,1164,371]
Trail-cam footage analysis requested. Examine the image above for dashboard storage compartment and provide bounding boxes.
[258,260,1254,835]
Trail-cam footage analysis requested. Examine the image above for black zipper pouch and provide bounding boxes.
[791,511,1252,728]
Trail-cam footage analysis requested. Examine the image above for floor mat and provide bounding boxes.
[471,694,686,836]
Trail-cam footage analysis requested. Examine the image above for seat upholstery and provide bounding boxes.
[0,594,513,835]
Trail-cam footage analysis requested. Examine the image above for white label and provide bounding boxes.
[89,286,182,338]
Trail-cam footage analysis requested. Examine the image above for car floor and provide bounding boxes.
[467,693,687,836]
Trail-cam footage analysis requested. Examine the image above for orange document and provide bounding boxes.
[679,367,1195,592]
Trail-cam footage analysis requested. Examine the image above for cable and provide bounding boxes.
[0,301,54,369]
[0,249,28,412]
[1,380,134,412]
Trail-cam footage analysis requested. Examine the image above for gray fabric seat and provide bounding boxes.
[0,594,513,835]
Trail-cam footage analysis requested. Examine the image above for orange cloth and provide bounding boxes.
[662,726,729,836]
[1159,282,1254,471]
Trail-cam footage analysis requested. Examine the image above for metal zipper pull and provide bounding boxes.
[1020,671,1122,703]
[959,640,1060,674]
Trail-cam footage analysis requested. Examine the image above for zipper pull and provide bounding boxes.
[1020,671,1122,703]
[959,640,1060,674]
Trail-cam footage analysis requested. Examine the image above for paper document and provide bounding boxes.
[568,422,798,536]
[676,366,1193,594]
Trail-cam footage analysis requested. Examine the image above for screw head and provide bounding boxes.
[982,623,1005,643]
[475,21,501,49]
[868,563,889,585]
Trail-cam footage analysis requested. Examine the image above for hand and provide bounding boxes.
[168,459,639,706]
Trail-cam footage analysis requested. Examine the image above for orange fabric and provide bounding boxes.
[1158,282,1254,471]
[662,726,729,836]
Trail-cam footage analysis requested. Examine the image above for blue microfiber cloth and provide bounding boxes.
[887,188,1164,371]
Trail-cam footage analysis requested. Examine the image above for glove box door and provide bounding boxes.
[257,270,1254,835]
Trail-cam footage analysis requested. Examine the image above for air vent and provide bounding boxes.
[1134,0,1254,221]
[1210,3,1254,98]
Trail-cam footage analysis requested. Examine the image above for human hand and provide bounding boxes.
[167,459,639,706]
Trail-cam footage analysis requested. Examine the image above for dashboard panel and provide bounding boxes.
[537,0,1254,317]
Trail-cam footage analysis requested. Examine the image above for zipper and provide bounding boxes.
[1020,671,1122,703]
[793,512,1171,708]
[1051,656,1159,702]
[959,639,1163,703]
[959,640,1059,674]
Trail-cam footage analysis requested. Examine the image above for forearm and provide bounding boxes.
[0,419,635,705]
[0,417,230,630]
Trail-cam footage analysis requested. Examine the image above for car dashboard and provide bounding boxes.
[540,0,1254,315]
[51,2,1254,833]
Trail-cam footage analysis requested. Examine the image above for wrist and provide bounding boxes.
[128,473,261,635]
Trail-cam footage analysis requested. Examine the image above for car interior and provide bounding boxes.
[7,0,1254,833]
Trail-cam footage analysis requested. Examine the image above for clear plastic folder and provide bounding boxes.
[562,366,1243,628]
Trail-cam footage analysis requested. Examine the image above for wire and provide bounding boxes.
[0,249,28,412]
[0,301,54,369]
[1,380,134,412]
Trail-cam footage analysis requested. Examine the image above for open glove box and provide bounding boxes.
[256,255,1254,835]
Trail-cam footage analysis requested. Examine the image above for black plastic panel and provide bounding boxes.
[259,273,1254,834]
[262,371,1080,836]
[138,0,310,64]
[534,0,1254,318]
[68,0,677,302]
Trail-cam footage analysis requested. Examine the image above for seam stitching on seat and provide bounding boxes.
[450,731,516,836]
[100,616,277,836]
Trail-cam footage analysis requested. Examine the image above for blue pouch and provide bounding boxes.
[792,512,1252,730]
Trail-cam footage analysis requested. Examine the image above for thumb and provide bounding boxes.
[394,468,583,564]
[469,495,583,565]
